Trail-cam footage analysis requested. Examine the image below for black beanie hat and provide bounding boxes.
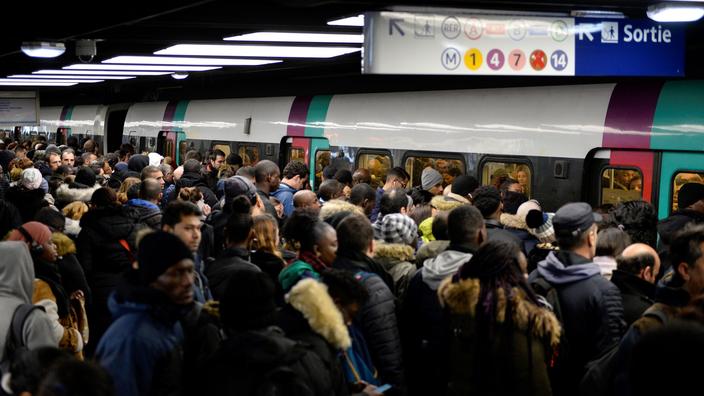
[74,166,97,187]
[220,270,277,331]
[128,154,149,173]
[451,175,479,198]
[678,183,704,210]
[137,231,193,285]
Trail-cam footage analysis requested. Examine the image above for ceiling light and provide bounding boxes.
[171,72,189,80]
[20,42,66,58]
[570,10,626,18]
[327,15,364,26]
[225,32,363,44]
[103,56,281,66]
[155,44,361,58]
[64,64,220,71]
[0,82,77,86]
[34,70,170,76]
[647,2,704,22]
[11,74,135,80]
[2,78,102,83]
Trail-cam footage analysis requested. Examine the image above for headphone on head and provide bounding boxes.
[17,226,44,256]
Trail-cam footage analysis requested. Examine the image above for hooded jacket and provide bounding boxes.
[271,182,298,217]
[414,240,449,269]
[528,251,625,394]
[125,198,163,230]
[55,183,101,208]
[204,247,260,301]
[374,243,417,300]
[500,213,539,255]
[0,241,56,362]
[172,172,218,207]
[657,209,704,247]
[4,186,49,223]
[421,248,474,290]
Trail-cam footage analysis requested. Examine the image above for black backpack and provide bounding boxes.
[0,304,46,394]
[530,276,570,385]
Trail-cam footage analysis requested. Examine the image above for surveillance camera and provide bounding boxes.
[75,39,97,63]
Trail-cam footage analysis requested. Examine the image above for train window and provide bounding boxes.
[315,150,331,188]
[178,141,188,166]
[289,147,306,162]
[672,171,704,212]
[238,145,260,165]
[405,155,465,190]
[600,168,643,205]
[357,152,391,189]
[481,161,532,196]
[212,144,231,156]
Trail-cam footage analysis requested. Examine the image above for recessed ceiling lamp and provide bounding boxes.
[570,10,626,18]
[155,44,361,58]
[647,2,704,22]
[20,42,66,58]
[225,32,363,44]
[11,74,135,80]
[327,15,364,27]
[34,70,170,76]
[64,64,220,71]
[103,56,281,66]
[171,72,189,80]
[2,78,103,83]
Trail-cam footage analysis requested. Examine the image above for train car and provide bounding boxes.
[40,80,704,218]
[36,105,108,149]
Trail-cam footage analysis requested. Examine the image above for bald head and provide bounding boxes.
[617,243,661,283]
[294,190,320,210]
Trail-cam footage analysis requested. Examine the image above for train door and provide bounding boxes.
[585,149,658,209]
[656,152,704,220]
[157,131,186,164]
[55,127,70,146]
[279,136,329,190]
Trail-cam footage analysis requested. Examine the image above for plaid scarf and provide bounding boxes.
[299,250,329,273]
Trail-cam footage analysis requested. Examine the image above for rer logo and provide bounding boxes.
[602,22,619,43]
[441,47,462,70]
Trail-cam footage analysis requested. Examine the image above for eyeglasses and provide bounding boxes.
[393,179,407,188]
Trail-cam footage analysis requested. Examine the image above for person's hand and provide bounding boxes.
[361,384,383,396]
[70,290,84,301]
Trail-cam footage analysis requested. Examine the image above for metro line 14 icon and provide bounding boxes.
[529,49,547,71]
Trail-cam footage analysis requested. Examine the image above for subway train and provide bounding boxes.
[30,80,704,218]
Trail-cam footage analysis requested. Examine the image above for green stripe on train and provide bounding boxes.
[305,95,333,190]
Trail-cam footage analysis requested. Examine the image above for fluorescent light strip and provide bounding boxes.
[225,32,363,44]
[156,44,361,58]
[11,74,135,80]
[0,82,77,86]
[35,70,171,76]
[2,78,102,83]
[64,64,221,71]
[103,56,281,66]
[327,15,364,27]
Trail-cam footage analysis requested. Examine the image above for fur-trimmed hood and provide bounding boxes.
[374,242,414,262]
[51,232,76,257]
[438,277,561,348]
[319,199,364,221]
[500,212,528,230]
[56,183,101,203]
[287,278,351,350]
[430,195,465,212]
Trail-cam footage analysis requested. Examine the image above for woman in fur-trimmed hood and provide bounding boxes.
[438,240,561,396]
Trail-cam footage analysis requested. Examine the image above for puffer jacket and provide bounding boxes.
[4,185,49,223]
[528,251,626,395]
[55,183,101,209]
[373,243,417,301]
[125,198,163,230]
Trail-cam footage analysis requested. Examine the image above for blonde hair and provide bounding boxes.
[117,177,141,204]
[249,214,282,258]
[62,201,89,220]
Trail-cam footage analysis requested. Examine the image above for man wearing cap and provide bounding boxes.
[421,167,443,196]
[96,231,196,396]
[528,202,625,395]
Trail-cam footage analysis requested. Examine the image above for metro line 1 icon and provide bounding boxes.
[464,48,483,70]
[529,49,547,71]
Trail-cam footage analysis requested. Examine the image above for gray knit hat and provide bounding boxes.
[421,167,443,191]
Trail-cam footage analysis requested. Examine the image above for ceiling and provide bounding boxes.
[2,0,702,105]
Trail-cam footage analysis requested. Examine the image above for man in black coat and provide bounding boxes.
[612,243,660,327]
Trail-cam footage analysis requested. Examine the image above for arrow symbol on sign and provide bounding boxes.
[576,23,595,41]
[389,18,405,36]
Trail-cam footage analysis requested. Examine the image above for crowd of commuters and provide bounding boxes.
[2,134,704,396]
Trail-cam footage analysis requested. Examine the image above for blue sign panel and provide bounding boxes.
[574,18,685,76]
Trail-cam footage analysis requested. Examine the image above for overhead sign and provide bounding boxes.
[362,11,685,76]
[0,92,39,127]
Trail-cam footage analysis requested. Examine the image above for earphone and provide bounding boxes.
[17,226,44,256]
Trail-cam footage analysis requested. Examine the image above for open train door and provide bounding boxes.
[279,136,329,190]
[656,152,704,220]
[584,149,659,210]
[157,130,187,165]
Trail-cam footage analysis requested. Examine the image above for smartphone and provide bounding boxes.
[375,384,392,393]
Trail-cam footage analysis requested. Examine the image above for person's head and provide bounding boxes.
[472,185,502,219]
[336,214,374,256]
[116,176,141,204]
[318,179,344,202]
[334,169,353,187]
[516,166,530,186]
[220,270,277,332]
[223,175,258,207]
[137,231,195,305]
[249,214,281,257]
[281,160,309,190]
[19,168,43,191]
[322,165,337,181]
[609,201,658,248]
[118,143,134,162]
[61,148,75,167]
[450,175,479,202]
[678,183,704,213]
[283,209,337,263]
[379,213,418,246]
[383,167,410,190]
[293,190,321,211]
[236,165,256,182]
[553,202,602,259]
[379,188,409,216]
[208,149,226,171]
[254,160,280,192]
[184,150,202,163]
[421,167,444,195]
[224,196,253,247]
[46,151,61,172]
[447,205,486,248]
[74,166,97,187]
[159,163,173,182]
[90,187,118,209]
[410,188,434,206]
[502,191,528,215]
[432,211,450,240]
[161,201,203,252]
[34,207,66,234]
[82,139,98,155]
[182,158,201,175]
[596,227,632,257]
[320,268,369,324]
[6,347,72,396]
[36,359,115,396]
[670,224,704,298]
[349,183,376,216]
[139,178,162,204]
[617,243,661,283]
[352,168,371,185]
[226,152,243,168]
[7,222,58,263]
[500,178,523,194]
[140,165,165,190]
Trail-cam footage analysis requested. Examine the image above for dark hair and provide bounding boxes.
[118,143,134,159]
[334,169,353,186]
[349,183,375,206]
[37,359,114,396]
[225,196,253,244]
[410,205,432,227]
[596,227,632,257]
[432,211,450,240]
[183,159,201,174]
[379,188,408,216]
[502,191,528,215]
[226,153,243,166]
[162,200,202,228]
[209,149,226,161]
[320,268,369,306]
[236,166,255,180]
[90,188,117,208]
[322,165,337,180]
[617,253,656,276]
[386,166,410,182]
[184,150,202,163]
[127,183,141,201]
[499,178,520,193]
[670,224,704,284]
[472,186,502,218]
[557,227,593,251]
[53,165,71,177]
[35,207,66,232]
[67,136,79,149]
[318,179,343,202]
[139,178,162,201]
[608,201,658,248]
[282,208,322,252]
[282,161,309,180]
[104,152,119,169]
[336,214,373,254]
[447,205,484,246]
[140,165,162,181]
[254,160,280,183]
[9,347,71,395]
[410,188,434,206]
